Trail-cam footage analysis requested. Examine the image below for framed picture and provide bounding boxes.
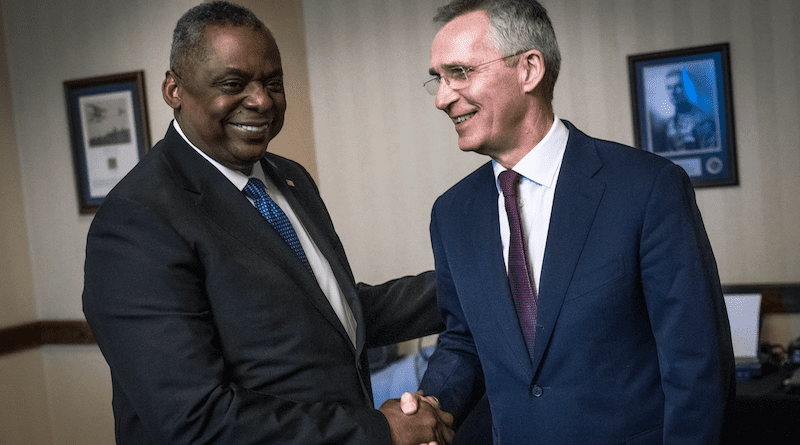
[628,43,738,187]
[64,71,151,213]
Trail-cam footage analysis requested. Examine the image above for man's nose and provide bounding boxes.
[243,82,273,111]
[434,80,458,111]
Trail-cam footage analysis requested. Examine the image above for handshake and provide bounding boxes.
[379,391,454,445]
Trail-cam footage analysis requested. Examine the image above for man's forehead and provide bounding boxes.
[430,11,497,68]
[204,25,274,50]
[197,26,281,71]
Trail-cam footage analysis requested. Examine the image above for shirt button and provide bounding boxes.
[531,385,544,397]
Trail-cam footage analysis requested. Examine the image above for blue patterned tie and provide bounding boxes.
[243,177,314,276]
[498,170,538,356]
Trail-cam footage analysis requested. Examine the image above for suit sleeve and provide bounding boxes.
[271,155,444,348]
[280,154,444,348]
[82,195,392,445]
[639,163,735,443]
[357,270,444,348]
[417,204,486,425]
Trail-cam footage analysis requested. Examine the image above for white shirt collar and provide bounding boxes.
[172,120,264,190]
[492,116,568,189]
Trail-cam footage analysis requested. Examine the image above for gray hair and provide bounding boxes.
[170,1,268,74]
[434,0,561,103]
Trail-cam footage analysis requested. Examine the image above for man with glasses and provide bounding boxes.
[402,0,735,443]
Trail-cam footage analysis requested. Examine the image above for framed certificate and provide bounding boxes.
[64,71,151,213]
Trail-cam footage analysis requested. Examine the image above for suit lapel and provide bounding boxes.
[456,164,536,379]
[161,128,354,352]
[531,121,605,374]
[261,158,362,353]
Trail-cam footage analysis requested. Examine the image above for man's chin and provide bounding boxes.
[245,148,269,162]
[239,139,270,155]
[457,140,484,154]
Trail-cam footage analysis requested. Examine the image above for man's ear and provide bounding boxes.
[519,49,545,94]
[162,70,181,111]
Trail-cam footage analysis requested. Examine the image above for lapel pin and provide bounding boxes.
[286,179,295,187]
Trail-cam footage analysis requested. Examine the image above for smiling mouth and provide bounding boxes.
[451,112,476,125]
[230,122,269,133]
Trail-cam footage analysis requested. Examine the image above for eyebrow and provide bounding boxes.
[213,67,284,80]
[429,63,468,77]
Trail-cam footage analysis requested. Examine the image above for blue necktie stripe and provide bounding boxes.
[243,177,314,276]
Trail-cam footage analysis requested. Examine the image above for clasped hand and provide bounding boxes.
[379,391,454,445]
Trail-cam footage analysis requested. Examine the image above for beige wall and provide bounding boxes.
[0,350,52,444]
[0,1,35,330]
[0,4,51,443]
[1,0,798,442]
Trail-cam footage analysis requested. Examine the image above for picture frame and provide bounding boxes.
[628,43,738,188]
[64,71,151,213]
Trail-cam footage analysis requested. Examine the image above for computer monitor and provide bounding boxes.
[723,293,762,379]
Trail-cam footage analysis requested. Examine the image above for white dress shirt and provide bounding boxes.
[493,117,569,293]
[173,121,358,346]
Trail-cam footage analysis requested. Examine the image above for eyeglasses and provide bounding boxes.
[424,50,529,95]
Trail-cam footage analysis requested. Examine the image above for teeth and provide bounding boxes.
[453,113,475,124]
[233,123,268,132]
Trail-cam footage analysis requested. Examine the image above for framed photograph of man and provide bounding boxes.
[628,43,738,187]
[64,71,151,213]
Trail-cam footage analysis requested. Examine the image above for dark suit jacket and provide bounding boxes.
[83,125,442,444]
[419,121,735,444]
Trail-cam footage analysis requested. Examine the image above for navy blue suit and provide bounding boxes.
[419,121,734,444]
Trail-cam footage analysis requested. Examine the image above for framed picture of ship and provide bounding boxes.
[65,71,151,213]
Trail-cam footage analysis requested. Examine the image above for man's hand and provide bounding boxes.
[399,390,441,416]
[379,391,453,445]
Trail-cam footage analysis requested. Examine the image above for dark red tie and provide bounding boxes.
[498,170,538,356]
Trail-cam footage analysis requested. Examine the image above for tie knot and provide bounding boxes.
[498,170,521,198]
[243,177,268,201]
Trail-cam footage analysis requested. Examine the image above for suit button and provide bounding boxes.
[531,385,544,397]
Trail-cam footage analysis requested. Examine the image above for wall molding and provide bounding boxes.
[0,283,796,357]
[0,320,94,357]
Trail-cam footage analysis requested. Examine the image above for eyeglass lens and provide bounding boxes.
[423,50,528,95]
